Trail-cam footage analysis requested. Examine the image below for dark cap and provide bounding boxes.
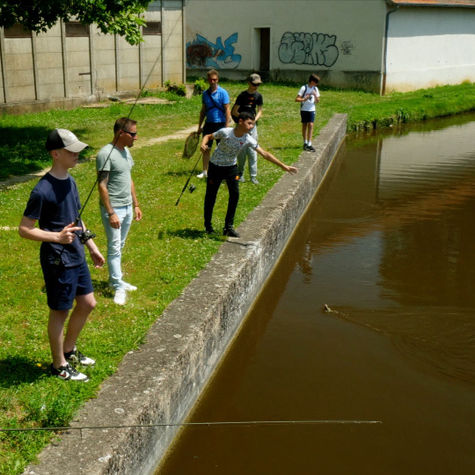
[247,73,263,85]
[45,128,88,152]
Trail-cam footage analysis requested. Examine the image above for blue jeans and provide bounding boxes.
[237,125,258,178]
[100,205,133,290]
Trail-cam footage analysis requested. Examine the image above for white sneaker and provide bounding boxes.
[121,281,137,291]
[114,288,127,305]
[197,171,207,179]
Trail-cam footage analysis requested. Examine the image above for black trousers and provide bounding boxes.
[204,162,240,229]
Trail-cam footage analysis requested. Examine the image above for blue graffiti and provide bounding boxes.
[186,33,241,69]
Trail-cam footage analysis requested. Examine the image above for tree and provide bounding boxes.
[0,1,152,45]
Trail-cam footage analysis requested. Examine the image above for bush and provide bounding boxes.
[164,80,187,97]
[193,78,207,95]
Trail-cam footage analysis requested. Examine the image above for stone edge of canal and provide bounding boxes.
[24,114,348,475]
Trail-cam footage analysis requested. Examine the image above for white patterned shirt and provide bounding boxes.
[210,127,258,167]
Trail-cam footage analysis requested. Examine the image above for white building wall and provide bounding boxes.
[185,0,386,90]
[386,7,475,92]
[162,1,184,83]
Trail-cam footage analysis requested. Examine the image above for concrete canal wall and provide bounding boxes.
[24,114,347,475]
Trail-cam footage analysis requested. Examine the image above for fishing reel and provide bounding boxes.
[77,228,96,244]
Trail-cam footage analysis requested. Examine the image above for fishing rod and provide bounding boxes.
[175,151,202,206]
[54,48,163,261]
[0,419,382,433]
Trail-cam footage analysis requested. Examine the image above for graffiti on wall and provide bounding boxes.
[186,33,242,69]
[278,32,339,68]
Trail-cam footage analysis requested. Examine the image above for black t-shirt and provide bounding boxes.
[23,173,85,267]
[232,90,263,122]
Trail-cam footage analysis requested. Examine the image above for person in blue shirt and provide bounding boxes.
[196,69,231,179]
[19,129,104,382]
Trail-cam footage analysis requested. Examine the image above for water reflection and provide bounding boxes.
[301,119,475,386]
[157,115,475,475]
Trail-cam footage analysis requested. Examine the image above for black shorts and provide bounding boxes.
[300,110,316,123]
[203,122,226,148]
[41,260,93,311]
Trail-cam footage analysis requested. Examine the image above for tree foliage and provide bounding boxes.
[0,0,152,45]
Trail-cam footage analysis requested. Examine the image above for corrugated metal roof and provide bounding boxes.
[388,0,475,7]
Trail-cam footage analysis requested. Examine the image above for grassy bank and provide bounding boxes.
[1,82,475,473]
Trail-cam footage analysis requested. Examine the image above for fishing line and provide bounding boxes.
[54,45,164,263]
[0,419,382,433]
[77,46,164,224]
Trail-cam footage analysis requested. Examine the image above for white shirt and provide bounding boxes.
[298,85,320,112]
[211,127,258,167]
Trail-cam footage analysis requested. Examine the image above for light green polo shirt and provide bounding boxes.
[96,143,134,207]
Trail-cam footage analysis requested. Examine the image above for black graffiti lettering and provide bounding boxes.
[278,31,339,68]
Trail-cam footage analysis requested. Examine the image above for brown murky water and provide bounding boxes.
[157,115,475,474]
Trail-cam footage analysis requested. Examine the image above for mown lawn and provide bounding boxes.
[1,81,475,473]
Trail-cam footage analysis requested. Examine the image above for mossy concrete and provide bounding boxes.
[24,113,347,475]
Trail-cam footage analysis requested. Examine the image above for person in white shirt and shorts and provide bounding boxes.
[296,74,321,152]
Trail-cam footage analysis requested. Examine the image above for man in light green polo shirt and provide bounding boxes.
[97,117,143,305]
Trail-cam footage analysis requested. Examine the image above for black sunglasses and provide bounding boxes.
[123,130,137,137]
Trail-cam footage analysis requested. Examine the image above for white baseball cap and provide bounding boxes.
[45,128,88,152]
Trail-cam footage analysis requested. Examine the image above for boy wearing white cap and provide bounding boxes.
[19,129,104,382]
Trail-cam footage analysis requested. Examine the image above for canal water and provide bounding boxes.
[157,115,475,474]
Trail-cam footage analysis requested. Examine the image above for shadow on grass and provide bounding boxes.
[270,145,302,151]
[164,169,201,178]
[164,228,223,241]
[0,125,89,180]
[0,356,46,387]
[91,280,113,298]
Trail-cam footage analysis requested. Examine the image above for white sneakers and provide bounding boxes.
[114,288,127,305]
[113,281,137,305]
[196,171,207,179]
[121,281,137,291]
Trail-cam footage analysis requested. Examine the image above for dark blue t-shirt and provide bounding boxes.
[23,173,85,267]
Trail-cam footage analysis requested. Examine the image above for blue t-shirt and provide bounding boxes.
[202,86,229,123]
[23,173,85,267]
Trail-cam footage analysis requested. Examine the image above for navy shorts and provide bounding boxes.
[300,110,316,123]
[203,121,226,148]
[41,260,93,311]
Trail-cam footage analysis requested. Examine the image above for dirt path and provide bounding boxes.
[0,125,198,189]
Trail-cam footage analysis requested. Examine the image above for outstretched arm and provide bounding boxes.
[256,146,298,174]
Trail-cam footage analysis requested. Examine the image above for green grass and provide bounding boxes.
[1,81,475,473]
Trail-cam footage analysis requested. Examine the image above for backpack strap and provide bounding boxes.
[300,85,308,109]
[205,89,225,113]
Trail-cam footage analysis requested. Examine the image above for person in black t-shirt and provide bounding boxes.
[19,129,104,382]
[231,73,263,184]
